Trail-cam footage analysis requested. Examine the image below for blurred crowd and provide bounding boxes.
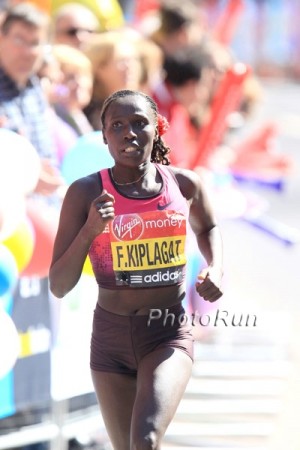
[0,0,264,206]
[0,1,297,449]
[0,0,271,306]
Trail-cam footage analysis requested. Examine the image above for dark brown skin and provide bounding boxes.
[49,92,223,450]
[49,94,223,311]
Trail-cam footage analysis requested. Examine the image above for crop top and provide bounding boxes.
[88,164,189,289]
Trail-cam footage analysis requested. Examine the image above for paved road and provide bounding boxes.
[162,328,291,449]
[161,78,300,449]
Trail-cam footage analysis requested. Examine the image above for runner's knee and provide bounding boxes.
[131,430,160,450]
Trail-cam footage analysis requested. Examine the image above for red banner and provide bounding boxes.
[212,0,245,45]
[191,62,251,169]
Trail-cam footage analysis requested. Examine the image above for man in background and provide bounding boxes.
[0,2,64,196]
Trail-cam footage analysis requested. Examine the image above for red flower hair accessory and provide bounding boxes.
[157,114,169,136]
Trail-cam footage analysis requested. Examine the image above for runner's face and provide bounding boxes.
[103,95,156,166]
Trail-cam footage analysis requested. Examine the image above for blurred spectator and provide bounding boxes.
[0,2,64,196]
[38,44,63,104]
[196,38,234,107]
[152,44,208,167]
[153,41,231,122]
[51,44,93,136]
[151,41,233,168]
[37,45,78,166]
[234,71,263,124]
[136,36,164,95]
[148,0,206,55]
[51,2,99,50]
[83,30,142,130]
[0,0,7,25]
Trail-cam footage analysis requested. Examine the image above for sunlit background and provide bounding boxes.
[0,1,300,449]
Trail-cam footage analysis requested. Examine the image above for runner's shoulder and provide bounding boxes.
[64,172,102,204]
[166,165,203,200]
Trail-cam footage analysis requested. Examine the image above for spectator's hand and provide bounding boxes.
[34,158,65,196]
[195,266,223,302]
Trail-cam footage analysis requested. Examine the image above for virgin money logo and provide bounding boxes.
[112,214,144,241]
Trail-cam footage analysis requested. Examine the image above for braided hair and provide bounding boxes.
[100,90,171,165]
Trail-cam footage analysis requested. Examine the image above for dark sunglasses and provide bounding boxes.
[61,27,95,37]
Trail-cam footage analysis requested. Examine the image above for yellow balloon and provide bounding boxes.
[51,0,124,30]
[3,218,35,273]
[82,255,94,276]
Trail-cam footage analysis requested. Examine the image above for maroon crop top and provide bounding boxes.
[88,164,189,289]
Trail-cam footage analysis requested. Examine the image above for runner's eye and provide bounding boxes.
[135,119,147,127]
[112,121,122,129]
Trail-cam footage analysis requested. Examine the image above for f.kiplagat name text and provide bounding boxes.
[113,216,185,267]
[147,308,258,328]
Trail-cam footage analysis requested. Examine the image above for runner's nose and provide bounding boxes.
[124,123,136,139]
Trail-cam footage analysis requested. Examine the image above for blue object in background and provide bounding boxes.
[61,131,114,185]
[0,244,18,297]
[0,292,16,419]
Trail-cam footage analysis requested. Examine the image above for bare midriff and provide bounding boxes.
[97,283,186,315]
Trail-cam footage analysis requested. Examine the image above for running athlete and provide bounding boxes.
[49,89,223,450]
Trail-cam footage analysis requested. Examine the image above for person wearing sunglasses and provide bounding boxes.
[52,3,99,50]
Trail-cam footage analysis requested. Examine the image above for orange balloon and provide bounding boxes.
[28,0,51,14]
[21,203,58,278]
[10,0,51,14]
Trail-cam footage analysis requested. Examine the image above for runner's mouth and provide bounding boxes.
[124,146,140,153]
